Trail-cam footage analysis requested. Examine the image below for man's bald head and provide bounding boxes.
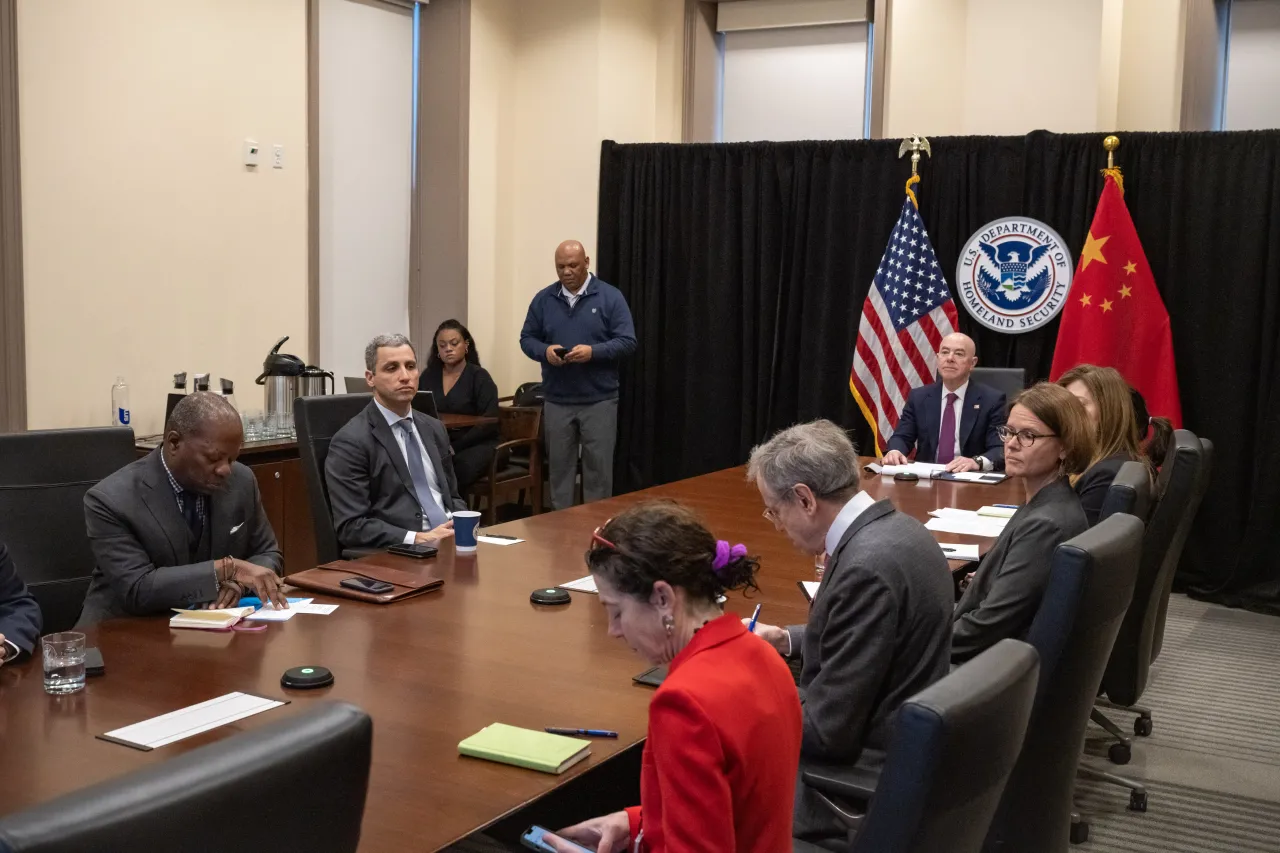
[937,332,978,389]
[554,240,590,293]
[163,392,243,495]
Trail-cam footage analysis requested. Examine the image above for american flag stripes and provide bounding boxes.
[850,193,960,455]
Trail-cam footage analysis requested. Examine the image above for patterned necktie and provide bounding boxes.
[179,490,203,541]
[395,420,449,529]
[938,392,958,465]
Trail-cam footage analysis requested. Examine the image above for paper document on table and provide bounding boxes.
[99,692,286,751]
[977,505,1018,518]
[169,606,254,630]
[938,542,981,561]
[477,535,525,546]
[245,598,312,622]
[944,472,1008,483]
[925,515,1009,538]
[866,462,946,478]
[293,602,339,615]
[799,581,820,602]
[558,575,598,594]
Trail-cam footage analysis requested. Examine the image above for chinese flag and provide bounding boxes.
[1050,173,1182,427]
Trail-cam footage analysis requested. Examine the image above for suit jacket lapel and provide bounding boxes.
[367,405,419,504]
[141,450,188,566]
[958,386,981,450]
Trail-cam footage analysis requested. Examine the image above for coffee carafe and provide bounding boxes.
[255,336,305,427]
[298,365,335,398]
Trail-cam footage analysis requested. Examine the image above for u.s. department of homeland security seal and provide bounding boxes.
[956,217,1074,334]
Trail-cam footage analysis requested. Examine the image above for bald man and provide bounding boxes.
[882,333,1008,472]
[520,240,636,509]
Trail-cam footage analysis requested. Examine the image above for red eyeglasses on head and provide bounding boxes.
[590,518,616,551]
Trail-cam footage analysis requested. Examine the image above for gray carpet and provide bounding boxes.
[1076,594,1280,852]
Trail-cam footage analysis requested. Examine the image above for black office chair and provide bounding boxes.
[294,394,378,564]
[983,513,1145,851]
[1151,435,1212,662]
[0,702,372,853]
[0,427,136,633]
[1096,460,1155,528]
[969,367,1026,404]
[1090,431,1203,766]
[797,639,1040,853]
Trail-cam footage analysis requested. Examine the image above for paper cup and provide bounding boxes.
[453,511,482,552]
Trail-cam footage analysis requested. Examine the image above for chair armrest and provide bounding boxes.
[801,763,883,803]
[498,395,514,404]
[494,438,537,454]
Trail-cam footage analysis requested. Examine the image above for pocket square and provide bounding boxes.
[229,522,245,534]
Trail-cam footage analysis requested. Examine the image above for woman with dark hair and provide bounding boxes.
[952,382,1093,663]
[543,502,801,853]
[419,319,500,493]
[1058,364,1159,525]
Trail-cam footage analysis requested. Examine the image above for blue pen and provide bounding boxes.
[747,604,762,634]
[994,504,1019,509]
[545,727,618,738]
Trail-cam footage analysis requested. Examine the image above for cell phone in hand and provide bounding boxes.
[554,346,569,359]
[521,826,592,853]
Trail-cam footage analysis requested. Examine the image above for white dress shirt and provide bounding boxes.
[373,398,450,544]
[940,381,992,471]
[561,273,592,309]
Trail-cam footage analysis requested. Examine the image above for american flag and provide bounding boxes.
[850,193,959,455]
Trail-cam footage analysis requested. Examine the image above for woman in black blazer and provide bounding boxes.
[952,382,1093,663]
[1058,364,1167,526]
[419,320,500,493]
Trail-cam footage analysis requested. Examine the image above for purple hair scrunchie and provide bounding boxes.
[713,540,749,573]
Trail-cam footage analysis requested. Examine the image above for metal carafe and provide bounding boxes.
[298,366,335,398]
[254,336,305,426]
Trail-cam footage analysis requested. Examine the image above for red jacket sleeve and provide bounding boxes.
[647,686,735,852]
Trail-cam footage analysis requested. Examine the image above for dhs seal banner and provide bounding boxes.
[956,217,1073,334]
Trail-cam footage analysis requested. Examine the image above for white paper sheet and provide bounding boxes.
[937,542,981,561]
[558,576,598,594]
[477,535,525,546]
[244,598,312,622]
[103,692,285,750]
[865,462,946,478]
[799,581,820,602]
[925,516,1009,538]
[946,472,1008,483]
[293,602,339,615]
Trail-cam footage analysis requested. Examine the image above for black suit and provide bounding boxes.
[784,499,954,845]
[419,362,500,493]
[885,380,1008,468]
[78,450,283,626]
[952,479,1088,662]
[1075,452,1132,527]
[0,543,41,660]
[325,401,467,552]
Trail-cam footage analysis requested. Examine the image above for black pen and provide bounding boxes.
[546,727,618,738]
[483,534,520,541]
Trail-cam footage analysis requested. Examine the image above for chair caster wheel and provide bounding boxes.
[1134,717,1153,737]
[1109,742,1132,765]
[1070,820,1090,844]
[1129,791,1148,812]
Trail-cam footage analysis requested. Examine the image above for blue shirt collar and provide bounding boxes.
[374,397,413,428]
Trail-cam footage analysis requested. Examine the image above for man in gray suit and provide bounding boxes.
[746,420,954,849]
[325,334,465,552]
[79,393,286,626]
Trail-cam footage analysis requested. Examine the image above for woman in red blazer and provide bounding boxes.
[546,501,802,853]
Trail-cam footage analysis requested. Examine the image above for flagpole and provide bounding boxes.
[1102,134,1124,194]
[898,135,931,208]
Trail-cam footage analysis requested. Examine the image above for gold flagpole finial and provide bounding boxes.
[898,135,932,177]
[1103,135,1119,170]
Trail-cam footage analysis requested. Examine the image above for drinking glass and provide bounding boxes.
[43,632,86,695]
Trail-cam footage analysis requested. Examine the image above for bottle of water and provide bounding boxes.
[112,376,131,427]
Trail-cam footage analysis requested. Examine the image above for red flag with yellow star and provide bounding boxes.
[1049,172,1182,427]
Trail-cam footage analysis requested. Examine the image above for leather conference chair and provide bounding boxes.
[1151,436,1213,662]
[0,702,372,853]
[1090,432,1203,766]
[969,367,1026,404]
[0,427,136,633]
[294,394,379,564]
[1095,460,1155,529]
[796,639,1040,853]
[467,406,544,524]
[982,513,1145,851]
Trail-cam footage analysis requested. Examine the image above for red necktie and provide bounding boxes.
[938,392,958,464]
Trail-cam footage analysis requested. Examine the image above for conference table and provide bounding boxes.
[0,462,1022,851]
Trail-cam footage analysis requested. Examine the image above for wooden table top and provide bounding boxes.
[0,462,1023,850]
[439,412,499,429]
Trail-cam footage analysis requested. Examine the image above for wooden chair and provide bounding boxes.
[467,406,543,524]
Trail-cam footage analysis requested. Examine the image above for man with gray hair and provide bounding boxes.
[745,419,953,847]
[325,333,464,553]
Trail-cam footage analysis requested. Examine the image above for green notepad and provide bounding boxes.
[458,723,592,774]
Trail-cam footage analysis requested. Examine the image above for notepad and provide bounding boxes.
[558,575,598,594]
[925,515,1008,538]
[169,606,255,631]
[865,462,946,478]
[458,723,592,774]
[99,692,286,751]
[938,542,981,561]
[978,505,1018,518]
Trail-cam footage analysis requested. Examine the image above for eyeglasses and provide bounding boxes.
[590,518,617,551]
[996,425,1058,448]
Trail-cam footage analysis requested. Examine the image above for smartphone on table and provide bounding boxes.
[521,825,593,853]
[339,576,395,595]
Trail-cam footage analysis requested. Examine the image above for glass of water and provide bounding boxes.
[42,632,87,695]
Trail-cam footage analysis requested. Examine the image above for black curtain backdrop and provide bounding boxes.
[596,131,1280,611]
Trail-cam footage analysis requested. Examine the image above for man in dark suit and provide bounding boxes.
[745,420,955,847]
[0,542,41,665]
[78,393,286,626]
[882,332,1008,472]
[325,334,466,552]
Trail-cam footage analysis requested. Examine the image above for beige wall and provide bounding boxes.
[17,0,308,434]
[469,0,683,395]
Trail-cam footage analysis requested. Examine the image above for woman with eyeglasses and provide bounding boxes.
[1058,364,1168,526]
[542,501,801,853]
[951,382,1093,664]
